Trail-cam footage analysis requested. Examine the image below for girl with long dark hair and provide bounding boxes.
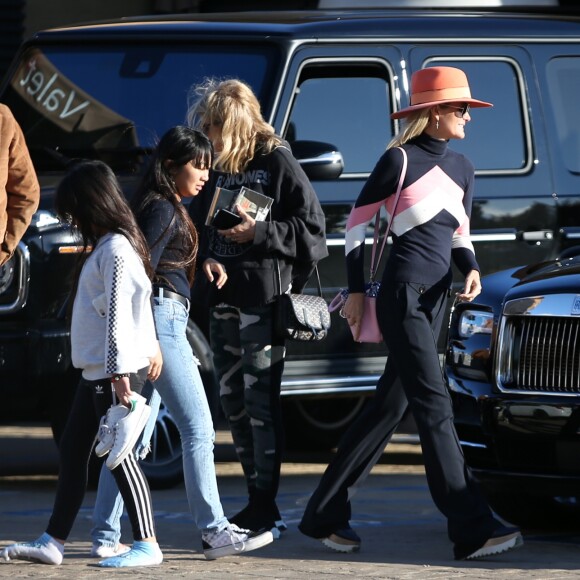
[92,126,274,559]
[1,160,163,568]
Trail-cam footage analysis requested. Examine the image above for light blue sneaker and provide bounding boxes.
[97,540,162,568]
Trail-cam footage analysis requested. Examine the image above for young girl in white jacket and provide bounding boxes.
[1,160,163,568]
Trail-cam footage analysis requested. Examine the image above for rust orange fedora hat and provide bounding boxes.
[391,66,493,119]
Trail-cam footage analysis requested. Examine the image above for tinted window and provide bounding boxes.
[285,64,392,174]
[546,57,580,174]
[426,59,526,172]
[4,44,280,171]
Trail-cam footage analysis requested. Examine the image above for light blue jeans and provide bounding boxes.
[91,296,227,547]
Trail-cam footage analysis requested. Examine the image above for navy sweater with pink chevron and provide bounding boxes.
[345,133,479,293]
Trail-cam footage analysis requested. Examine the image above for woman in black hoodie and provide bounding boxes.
[187,78,328,537]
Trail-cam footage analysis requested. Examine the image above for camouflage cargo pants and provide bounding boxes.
[210,303,286,495]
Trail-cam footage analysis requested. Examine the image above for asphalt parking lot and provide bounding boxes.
[1,424,580,579]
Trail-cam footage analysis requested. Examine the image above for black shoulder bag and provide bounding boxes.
[275,262,331,342]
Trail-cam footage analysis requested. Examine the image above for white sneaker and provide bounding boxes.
[202,523,274,560]
[105,393,151,470]
[95,404,131,457]
[455,525,523,560]
[0,534,63,565]
[90,543,131,558]
[464,530,523,560]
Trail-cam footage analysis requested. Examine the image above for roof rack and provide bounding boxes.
[318,0,558,7]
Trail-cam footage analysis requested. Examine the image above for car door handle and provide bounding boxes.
[519,230,553,242]
[470,229,517,243]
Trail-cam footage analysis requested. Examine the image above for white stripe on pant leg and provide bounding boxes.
[132,461,155,538]
[126,455,155,539]
[126,455,155,536]
[121,455,155,539]
[121,458,150,539]
[122,456,153,539]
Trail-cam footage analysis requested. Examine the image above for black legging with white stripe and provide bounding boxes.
[46,370,155,542]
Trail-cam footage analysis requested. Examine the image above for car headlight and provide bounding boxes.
[29,209,61,230]
[459,310,493,338]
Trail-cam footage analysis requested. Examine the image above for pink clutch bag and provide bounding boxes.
[328,282,382,343]
[356,295,381,343]
[328,147,407,344]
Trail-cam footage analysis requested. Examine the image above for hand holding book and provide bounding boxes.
[206,186,273,228]
[212,207,243,229]
[220,205,257,243]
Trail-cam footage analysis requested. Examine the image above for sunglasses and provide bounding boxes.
[444,103,471,118]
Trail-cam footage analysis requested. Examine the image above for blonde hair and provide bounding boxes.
[187,78,282,174]
[387,108,431,149]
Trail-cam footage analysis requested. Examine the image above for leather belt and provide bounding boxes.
[154,287,190,311]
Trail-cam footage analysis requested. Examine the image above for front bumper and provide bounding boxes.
[448,373,580,491]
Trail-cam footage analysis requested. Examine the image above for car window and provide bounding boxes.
[425,59,527,172]
[284,63,393,175]
[4,44,280,171]
[546,56,580,174]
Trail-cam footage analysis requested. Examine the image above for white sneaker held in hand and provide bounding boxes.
[105,393,151,470]
[95,404,131,457]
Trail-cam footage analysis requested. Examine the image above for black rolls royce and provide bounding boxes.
[445,249,580,528]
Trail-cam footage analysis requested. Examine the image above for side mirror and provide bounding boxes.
[291,140,344,180]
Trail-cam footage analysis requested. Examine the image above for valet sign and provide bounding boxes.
[10,48,135,142]
[12,51,91,130]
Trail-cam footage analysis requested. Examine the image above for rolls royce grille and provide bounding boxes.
[497,315,580,394]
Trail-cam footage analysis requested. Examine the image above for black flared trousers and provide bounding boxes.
[299,281,499,548]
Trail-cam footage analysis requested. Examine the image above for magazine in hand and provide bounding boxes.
[206,186,273,228]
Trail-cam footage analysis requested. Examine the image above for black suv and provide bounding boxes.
[2,2,580,486]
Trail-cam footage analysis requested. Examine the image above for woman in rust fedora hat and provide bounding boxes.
[390,65,492,119]
[300,66,523,560]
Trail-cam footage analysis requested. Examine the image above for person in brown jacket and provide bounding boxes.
[0,103,40,265]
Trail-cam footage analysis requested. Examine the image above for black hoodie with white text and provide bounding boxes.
[189,145,328,308]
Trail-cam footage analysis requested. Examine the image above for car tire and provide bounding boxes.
[141,318,218,489]
[283,396,368,451]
